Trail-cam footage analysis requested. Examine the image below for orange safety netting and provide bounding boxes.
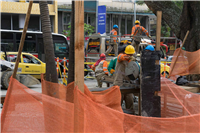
[169,48,200,77]
[1,77,200,133]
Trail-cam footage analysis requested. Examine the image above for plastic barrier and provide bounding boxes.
[0,78,200,133]
[1,76,200,132]
[169,48,200,76]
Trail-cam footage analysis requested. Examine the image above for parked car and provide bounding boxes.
[1,52,46,79]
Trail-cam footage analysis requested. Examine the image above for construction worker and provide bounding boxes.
[108,45,128,75]
[144,45,155,51]
[131,20,151,54]
[105,25,118,56]
[92,53,109,88]
[113,45,138,110]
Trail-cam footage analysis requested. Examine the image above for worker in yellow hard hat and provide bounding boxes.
[131,20,151,54]
[113,45,139,111]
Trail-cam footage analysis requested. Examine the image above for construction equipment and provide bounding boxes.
[1,44,40,89]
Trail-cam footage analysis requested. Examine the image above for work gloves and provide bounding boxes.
[148,35,151,38]
[110,69,115,74]
[130,34,134,38]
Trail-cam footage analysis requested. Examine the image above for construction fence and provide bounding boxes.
[1,74,200,132]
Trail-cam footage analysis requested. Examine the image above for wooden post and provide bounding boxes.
[12,1,33,78]
[169,31,189,77]
[156,11,162,51]
[74,0,84,92]
[74,1,84,133]
[1,1,33,131]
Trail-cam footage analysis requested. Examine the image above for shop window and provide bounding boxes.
[1,14,11,30]
[127,15,132,34]
[63,12,71,31]
[88,13,96,30]
[13,15,19,30]
[113,15,119,26]
[106,14,110,33]
[121,16,125,35]
[28,15,40,31]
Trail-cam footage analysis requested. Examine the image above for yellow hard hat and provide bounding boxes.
[135,20,140,24]
[125,45,135,54]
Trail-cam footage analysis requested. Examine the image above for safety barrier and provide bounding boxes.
[169,48,200,77]
[2,76,200,132]
[56,57,68,85]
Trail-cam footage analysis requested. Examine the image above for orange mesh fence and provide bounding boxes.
[160,77,200,117]
[169,48,200,77]
[1,77,200,132]
[41,74,122,112]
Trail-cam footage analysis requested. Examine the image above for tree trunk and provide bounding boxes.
[179,1,200,52]
[67,1,75,84]
[145,1,182,37]
[39,1,58,83]
[145,1,200,80]
[145,1,200,52]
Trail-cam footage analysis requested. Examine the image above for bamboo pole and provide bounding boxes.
[12,1,33,78]
[1,1,33,131]
[169,31,189,77]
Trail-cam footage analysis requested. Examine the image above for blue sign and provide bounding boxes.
[98,5,106,34]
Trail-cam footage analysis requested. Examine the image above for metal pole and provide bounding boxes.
[134,0,136,23]
[96,0,99,33]
[175,38,177,50]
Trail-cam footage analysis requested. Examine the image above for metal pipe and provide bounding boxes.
[134,0,136,22]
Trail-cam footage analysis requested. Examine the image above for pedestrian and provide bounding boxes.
[91,53,109,88]
[105,25,118,56]
[113,45,138,110]
[131,20,151,54]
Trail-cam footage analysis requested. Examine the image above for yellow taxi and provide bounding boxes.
[1,52,46,79]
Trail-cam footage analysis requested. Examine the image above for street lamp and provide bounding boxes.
[134,0,136,23]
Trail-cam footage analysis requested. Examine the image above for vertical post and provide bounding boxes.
[74,1,84,132]
[156,11,162,51]
[134,0,136,23]
[56,57,59,76]
[63,57,66,83]
[175,38,177,50]
[75,0,84,92]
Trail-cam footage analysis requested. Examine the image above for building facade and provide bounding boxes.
[0,0,58,33]
[58,0,156,36]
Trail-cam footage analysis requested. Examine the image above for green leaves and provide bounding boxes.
[62,23,94,37]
